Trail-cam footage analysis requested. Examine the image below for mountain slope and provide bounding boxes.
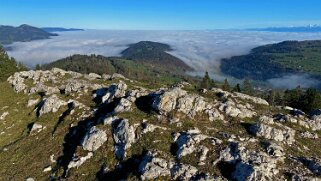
[41,54,191,87]
[0,68,320,180]
[0,24,57,44]
[121,41,193,72]
[221,40,321,80]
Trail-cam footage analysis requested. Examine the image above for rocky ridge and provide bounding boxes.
[0,68,320,180]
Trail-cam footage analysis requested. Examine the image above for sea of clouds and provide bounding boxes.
[5,30,321,88]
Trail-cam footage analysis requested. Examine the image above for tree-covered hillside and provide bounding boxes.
[41,54,195,86]
[221,40,321,80]
[0,24,57,44]
[0,46,27,81]
[121,41,193,73]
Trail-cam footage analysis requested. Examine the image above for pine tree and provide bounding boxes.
[35,64,42,70]
[233,83,241,92]
[301,88,321,113]
[222,79,230,91]
[200,71,210,89]
[267,90,276,105]
[243,79,254,95]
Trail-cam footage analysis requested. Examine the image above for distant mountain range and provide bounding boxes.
[41,27,84,32]
[248,25,321,32]
[0,24,57,44]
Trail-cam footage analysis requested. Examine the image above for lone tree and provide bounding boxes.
[233,83,241,92]
[200,71,215,89]
[243,79,254,95]
[222,79,230,91]
[301,88,321,113]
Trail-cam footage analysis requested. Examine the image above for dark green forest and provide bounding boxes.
[221,40,321,80]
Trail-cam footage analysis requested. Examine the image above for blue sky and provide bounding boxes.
[1,0,321,30]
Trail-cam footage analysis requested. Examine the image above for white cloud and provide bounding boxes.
[5,29,321,87]
[267,74,320,89]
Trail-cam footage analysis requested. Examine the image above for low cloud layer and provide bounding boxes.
[267,74,321,89]
[6,30,321,69]
[4,30,321,88]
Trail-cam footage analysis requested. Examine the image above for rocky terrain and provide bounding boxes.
[0,68,320,180]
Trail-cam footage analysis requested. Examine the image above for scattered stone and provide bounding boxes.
[50,154,56,163]
[141,123,167,134]
[266,142,285,157]
[174,129,208,159]
[300,131,319,139]
[68,152,93,169]
[171,163,198,180]
[30,123,43,133]
[99,82,127,104]
[0,112,9,120]
[38,95,67,117]
[113,98,132,113]
[139,151,172,180]
[43,166,52,172]
[112,119,136,160]
[27,99,39,107]
[81,126,107,151]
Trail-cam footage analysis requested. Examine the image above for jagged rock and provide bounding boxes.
[171,163,198,180]
[197,145,209,165]
[152,87,221,119]
[101,116,120,125]
[81,126,107,151]
[217,142,282,181]
[113,98,132,113]
[85,73,102,80]
[112,119,136,160]
[250,123,295,144]
[37,95,67,117]
[99,82,127,104]
[212,88,269,106]
[30,123,43,133]
[64,80,86,93]
[223,100,257,118]
[139,151,173,180]
[308,109,321,131]
[300,131,319,139]
[174,129,209,159]
[0,112,9,120]
[205,108,225,121]
[152,88,187,115]
[68,152,93,169]
[233,92,269,106]
[27,99,39,107]
[266,142,285,157]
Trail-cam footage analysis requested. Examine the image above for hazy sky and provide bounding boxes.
[1,0,321,30]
